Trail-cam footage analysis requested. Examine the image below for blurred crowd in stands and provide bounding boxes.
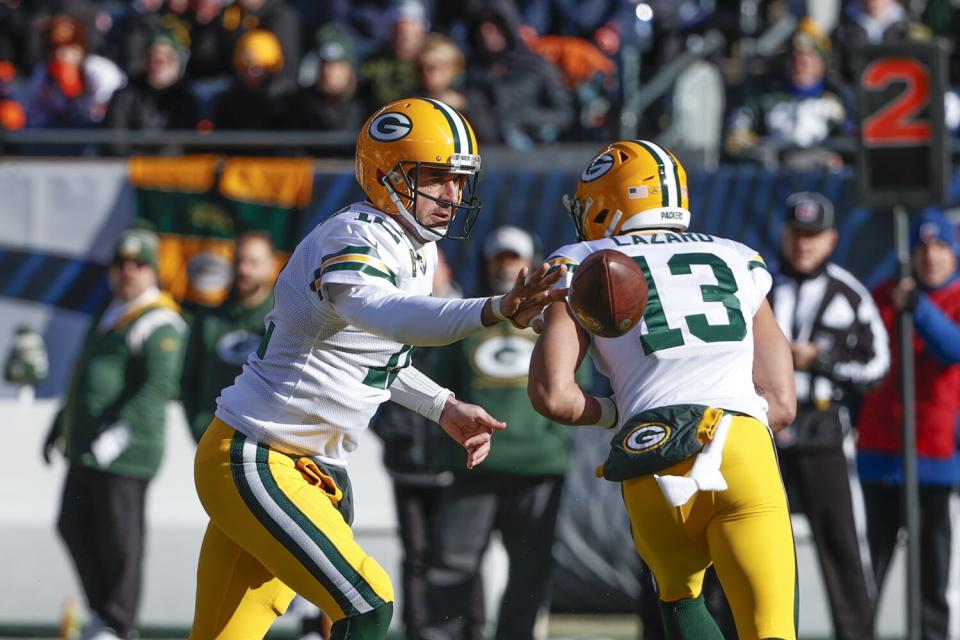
[0,0,958,164]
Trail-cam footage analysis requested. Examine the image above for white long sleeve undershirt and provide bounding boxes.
[325,283,489,346]
[389,365,453,423]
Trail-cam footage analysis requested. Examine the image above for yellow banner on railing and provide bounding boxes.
[128,155,311,307]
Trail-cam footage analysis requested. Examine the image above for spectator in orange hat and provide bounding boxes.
[212,28,288,130]
[216,0,300,95]
[25,14,125,129]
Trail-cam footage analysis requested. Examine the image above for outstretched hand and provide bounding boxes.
[438,397,507,469]
[500,263,569,330]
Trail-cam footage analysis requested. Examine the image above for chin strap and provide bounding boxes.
[604,210,623,238]
[385,182,447,242]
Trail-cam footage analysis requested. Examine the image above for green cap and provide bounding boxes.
[112,229,159,269]
[315,25,357,68]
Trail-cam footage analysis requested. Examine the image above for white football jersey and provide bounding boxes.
[548,230,772,425]
[216,202,437,464]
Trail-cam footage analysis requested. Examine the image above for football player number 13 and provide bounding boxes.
[633,253,747,355]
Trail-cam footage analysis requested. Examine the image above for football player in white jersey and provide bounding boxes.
[528,140,798,639]
[189,98,567,640]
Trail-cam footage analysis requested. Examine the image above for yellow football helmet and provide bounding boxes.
[563,140,690,241]
[356,97,481,242]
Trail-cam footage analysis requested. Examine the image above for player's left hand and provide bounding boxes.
[439,397,507,469]
[500,263,569,329]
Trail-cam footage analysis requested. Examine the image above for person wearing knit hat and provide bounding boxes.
[857,207,960,640]
[359,0,428,110]
[26,12,125,132]
[724,16,848,167]
[218,0,302,95]
[315,25,358,69]
[788,18,833,93]
[43,225,186,640]
[109,229,162,301]
[46,15,88,57]
[233,28,284,77]
[150,26,190,74]
[213,28,289,129]
[912,209,960,255]
[893,209,960,314]
[112,229,160,269]
[791,17,831,66]
[287,25,364,132]
[102,32,199,155]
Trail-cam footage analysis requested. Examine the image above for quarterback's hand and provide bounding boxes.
[439,397,506,469]
[498,263,569,328]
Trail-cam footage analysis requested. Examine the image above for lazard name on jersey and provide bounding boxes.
[546,232,771,427]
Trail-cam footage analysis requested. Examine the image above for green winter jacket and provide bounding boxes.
[54,290,187,479]
[180,292,274,441]
[433,322,591,477]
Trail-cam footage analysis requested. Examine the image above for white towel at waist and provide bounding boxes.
[653,413,733,507]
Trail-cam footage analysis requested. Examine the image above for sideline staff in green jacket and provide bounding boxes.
[43,229,187,640]
[181,231,277,441]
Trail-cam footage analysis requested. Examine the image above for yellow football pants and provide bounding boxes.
[190,418,394,639]
[622,414,797,640]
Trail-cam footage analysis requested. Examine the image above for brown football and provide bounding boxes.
[569,249,649,338]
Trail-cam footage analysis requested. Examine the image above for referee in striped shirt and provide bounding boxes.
[770,192,890,640]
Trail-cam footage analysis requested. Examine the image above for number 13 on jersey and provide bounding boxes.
[632,252,747,355]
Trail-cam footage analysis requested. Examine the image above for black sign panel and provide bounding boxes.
[856,41,949,208]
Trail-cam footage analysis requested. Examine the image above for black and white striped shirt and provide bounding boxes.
[771,261,890,407]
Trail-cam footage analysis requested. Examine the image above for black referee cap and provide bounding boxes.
[785,192,835,232]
